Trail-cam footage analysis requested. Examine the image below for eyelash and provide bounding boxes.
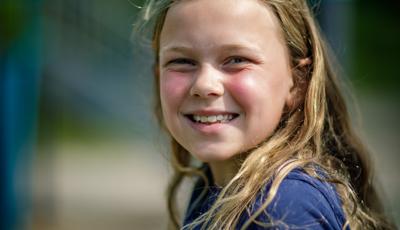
[224,56,250,65]
[165,58,196,66]
[163,56,253,70]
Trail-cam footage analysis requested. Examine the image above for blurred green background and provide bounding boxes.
[1,0,399,229]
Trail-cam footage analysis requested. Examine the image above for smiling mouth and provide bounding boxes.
[185,114,239,124]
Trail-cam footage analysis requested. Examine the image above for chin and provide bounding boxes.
[190,148,238,163]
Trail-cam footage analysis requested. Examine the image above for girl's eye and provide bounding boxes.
[166,58,196,66]
[225,57,249,65]
[163,58,197,72]
[223,56,252,72]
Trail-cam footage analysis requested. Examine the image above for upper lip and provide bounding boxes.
[183,109,239,116]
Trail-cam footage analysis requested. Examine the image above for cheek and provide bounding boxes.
[226,74,266,112]
[160,72,191,114]
[226,72,289,119]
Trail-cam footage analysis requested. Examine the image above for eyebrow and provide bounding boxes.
[160,45,192,54]
[160,43,262,55]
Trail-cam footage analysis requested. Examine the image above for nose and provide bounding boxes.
[189,65,224,98]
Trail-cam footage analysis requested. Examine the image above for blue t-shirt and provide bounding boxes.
[183,167,349,229]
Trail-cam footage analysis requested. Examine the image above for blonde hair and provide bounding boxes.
[135,0,395,229]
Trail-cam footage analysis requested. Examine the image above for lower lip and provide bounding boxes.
[185,116,237,134]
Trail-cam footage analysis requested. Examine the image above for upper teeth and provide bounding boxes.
[193,114,234,123]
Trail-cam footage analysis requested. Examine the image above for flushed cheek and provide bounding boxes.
[225,75,265,114]
[225,73,287,131]
[227,72,288,111]
[160,72,191,112]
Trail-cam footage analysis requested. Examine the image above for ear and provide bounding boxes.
[298,57,312,67]
[285,57,311,111]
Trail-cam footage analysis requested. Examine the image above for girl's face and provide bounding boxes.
[159,0,294,162]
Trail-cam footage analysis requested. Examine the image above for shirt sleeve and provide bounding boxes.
[241,175,347,230]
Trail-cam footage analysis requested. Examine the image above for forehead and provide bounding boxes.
[159,0,283,51]
[164,0,277,29]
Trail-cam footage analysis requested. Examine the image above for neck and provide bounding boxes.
[208,159,241,187]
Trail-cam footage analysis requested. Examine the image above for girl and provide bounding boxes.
[136,0,395,229]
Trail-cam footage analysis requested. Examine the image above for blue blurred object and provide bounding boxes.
[0,1,42,229]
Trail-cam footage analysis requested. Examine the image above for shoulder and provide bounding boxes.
[243,169,348,230]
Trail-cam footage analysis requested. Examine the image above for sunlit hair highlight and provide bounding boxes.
[134,0,395,229]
